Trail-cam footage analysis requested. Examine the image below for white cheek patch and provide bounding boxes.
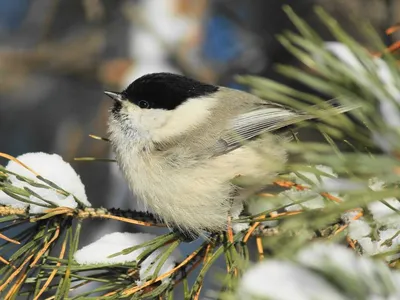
[138,109,169,131]
[150,96,217,142]
[118,96,217,142]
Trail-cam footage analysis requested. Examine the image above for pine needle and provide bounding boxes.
[30,225,60,267]
[0,255,11,266]
[227,215,234,244]
[0,254,34,292]
[0,152,40,176]
[0,232,20,245]
[243,218,262,243]
[256,237,264,260]
[386,24,400,35]
[88,134,110,142]
[4,269,28,300]
[121,244,206,296]
[74,157,116,162]
[34,234,67,300]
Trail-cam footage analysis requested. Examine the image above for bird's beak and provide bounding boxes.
[104,91,124,103]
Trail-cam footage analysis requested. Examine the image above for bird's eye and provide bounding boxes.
[138,100,150,109]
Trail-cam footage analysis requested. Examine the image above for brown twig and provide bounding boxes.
[0,206,25,215]
[97,214,164,227]
[0,205,164,228]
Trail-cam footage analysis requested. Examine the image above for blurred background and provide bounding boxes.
[0,0,398,296]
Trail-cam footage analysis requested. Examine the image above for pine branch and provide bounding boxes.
[2,5,400,299]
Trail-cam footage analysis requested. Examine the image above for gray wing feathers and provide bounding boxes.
[212,102,356,156]
[208,98,358,156]
[226,108,301,143]
[210,107,308,156]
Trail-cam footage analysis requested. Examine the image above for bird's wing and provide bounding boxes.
[211,101,359,156]
[211,101,354,156]
[227,106,301,141]
[209,105,303,156]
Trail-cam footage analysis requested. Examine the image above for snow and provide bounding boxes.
[0,152,90,213]
[348,219,371,240]
[279,165,342,211]
[368,178,385,192]
[356,229,400,260]
[345,219,400,261]
[325,42,363,71]
[297,243,400,297]
[232,222,249,234]
[321,178,363,192]
[367,178,400,227]
[230,203,249,234]
[238,260,344,300]
[238,243,400,299]
[341,210,361,223]
[324,42,400,149]
[342,179,400,230]
[290,165,338,187]
[29,194,78,214]
[281,189,325,210]
[247,198,279,227]
[333,176,400,259]
[298,243,371,279]
[0,187,26,209]
[368,199,400,227]
[341,178,400,260]
[341,184,400,260]
[74,232,182,283]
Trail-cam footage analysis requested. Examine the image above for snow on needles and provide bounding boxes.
[367,178,400,227]
[297,243,400,299]
[344,178,400,260]
[324,42,400,152]
[0,152,90,213]
[74,232,182,284]
[238,261,344,300]
[238,243,400,300]
[280,165,341,211]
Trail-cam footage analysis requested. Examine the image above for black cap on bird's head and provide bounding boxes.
[104,73,219,111]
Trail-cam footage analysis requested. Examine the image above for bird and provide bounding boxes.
[105,72,350,238]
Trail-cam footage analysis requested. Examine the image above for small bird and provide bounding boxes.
[105,72,349,237]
